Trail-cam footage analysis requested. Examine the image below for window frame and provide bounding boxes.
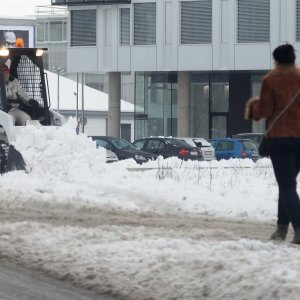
[180,0,213,45]
[296,0,300,42]
[49,20,64,41]
[133,1,157,46]
[236,0,270,43]
[70,8,97,47]
[119,5,131,46]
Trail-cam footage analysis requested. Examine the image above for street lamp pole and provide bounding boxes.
[53,67,64,112]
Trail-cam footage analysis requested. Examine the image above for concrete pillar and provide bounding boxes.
[108,72,121,137]
[177,71,191,137]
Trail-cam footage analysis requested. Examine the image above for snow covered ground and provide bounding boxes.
[0,118,300,300]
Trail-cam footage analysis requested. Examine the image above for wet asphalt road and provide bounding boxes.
[0,261,117,300]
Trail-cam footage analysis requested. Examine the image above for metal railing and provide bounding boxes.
[35,5,68,16]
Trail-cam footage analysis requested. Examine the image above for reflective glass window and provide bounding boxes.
[50,21,63,41]
[211,74,229,113]
[251,74,265,133]
[36,23,45,42]
[191,73,209,139]
[211,116,227,138]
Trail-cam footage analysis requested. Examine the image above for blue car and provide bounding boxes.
[208,138,259,161]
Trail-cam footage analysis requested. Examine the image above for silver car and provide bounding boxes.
[175,137,216,161]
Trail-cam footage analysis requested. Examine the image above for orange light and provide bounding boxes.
[16,37,24,48]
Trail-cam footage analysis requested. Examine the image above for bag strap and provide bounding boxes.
[266,88,300,134]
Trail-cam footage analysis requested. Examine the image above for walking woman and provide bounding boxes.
[245,44,300,244]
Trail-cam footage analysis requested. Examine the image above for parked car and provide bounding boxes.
[105,149,119,163]
[92,138,118,163]
[174,137,215,161]
[133,136,203,161]
[209,138,259,161]
[232,133,264,148]
[92,136,156,164]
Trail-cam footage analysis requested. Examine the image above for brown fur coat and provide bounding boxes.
[245,65,300,138]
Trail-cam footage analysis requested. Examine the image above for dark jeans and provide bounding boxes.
[269,138,300,229]
[20,99,44,120]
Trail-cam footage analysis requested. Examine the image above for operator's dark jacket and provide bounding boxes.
[246,65,300,138]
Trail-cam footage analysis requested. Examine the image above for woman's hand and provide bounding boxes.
[244,96,259,120]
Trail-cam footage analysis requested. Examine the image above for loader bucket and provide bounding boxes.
[0,141,8,174]
[5,145,26,172]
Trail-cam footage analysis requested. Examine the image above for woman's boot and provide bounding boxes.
[270,225,288,240]
[292,228,300,244]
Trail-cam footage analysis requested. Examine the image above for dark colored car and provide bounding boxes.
[92,136,157,164]
[133,137,203,161]
[209,138,259,161]
[232,133,264,148]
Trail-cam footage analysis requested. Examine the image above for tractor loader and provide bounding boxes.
[0,48,65,173]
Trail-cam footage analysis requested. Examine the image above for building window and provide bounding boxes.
[237,0,270,43]
[134,3,156,45]
[251,75,265,133]
[71,10,96,46]
[134,72,177,139]
[211,75,229,113]
[120,8,130,46]
[191,73,210,139]
[210,74,229,138]
[180,0,212,44]
[104,9,112,46]
[211,116,227,138]
[297,0,300,41]
[63,21,67,41]
[36,23,46,42]
[50,21,63,41]
[37,21,67,42]
[85,73,105,91]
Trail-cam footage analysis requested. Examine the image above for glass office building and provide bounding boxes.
[51,0,300,140]
[135,71,266,140]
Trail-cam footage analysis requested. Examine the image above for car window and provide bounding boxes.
[145,139,161,151]
[177,139,193,147]
[111,138,136,150]
[216,141,226,150]
[134,139,146,149]
[166,138,191,147]
[241,140,257,151]
[158,142,165,150]
[209,140,217,148]
[96,139,109,149]
[227,142,234,150]
[216,141,233,150]
[194,141,203,147]
[193,139,211,147]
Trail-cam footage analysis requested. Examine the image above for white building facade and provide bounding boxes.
[51,0,300,139]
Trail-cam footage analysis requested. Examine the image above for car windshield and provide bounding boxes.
[95,140,106,148]
[193,140,211,147]
[166,138,191,147]
[235,134,263,144]
[111,138,137,150]
[241,140,258,151]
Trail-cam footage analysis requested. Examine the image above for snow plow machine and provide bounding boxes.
[0,48,65,173]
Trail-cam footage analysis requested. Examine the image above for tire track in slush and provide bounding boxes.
[0,204,288,242]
